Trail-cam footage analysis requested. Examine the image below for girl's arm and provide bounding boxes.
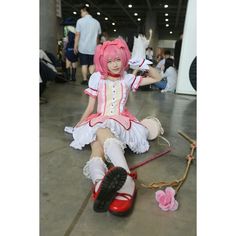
[73,32,80,54]
[139,66,162,86]
[75,96,96,127]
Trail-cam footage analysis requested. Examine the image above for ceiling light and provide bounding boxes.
[85,4,89,7]
[137,18,141,21]
[114,29,117,32]
[112,22,115,25]
[165,19,169,22]
[73,11,77,15]
[134,13,138,16]
[170,31,173,34]
[97,12,101,15]
[128,4,132,8]
[164,4,168,8]
[166,24,169,27]
[165,13,168,16]
[105,17,108,20]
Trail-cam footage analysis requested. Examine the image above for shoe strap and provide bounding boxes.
[128,171,137,180]
[92,181,100,200]
[115,192,133,200]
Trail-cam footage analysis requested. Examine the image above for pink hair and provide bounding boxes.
[94,38,131,78]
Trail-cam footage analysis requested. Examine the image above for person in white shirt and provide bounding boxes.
[153,58,177,93]
[146,47,154,61]
[156,50,171,72]
[74,4,101,85]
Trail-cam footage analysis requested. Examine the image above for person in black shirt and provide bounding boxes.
[174,33,183,70]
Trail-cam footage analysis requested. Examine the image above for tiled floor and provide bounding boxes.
[40,77,196,236]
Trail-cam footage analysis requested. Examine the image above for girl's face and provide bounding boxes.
[107,58,122,74]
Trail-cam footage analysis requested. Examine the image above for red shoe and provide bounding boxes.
[92,166,127,213]
[108,172,137,216]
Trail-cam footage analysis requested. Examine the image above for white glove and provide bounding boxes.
[128,58,153,71]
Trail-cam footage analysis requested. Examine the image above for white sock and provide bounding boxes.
[104,138,135,199]
[104,138,129,172]
[116,176,135,200]
[84,157,107,192]
[94,180,102,192]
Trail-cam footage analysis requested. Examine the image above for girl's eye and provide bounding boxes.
[116,58,121,62]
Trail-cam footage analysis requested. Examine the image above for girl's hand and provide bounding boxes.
[74,47,78,54]
[129,58,152,71]
[139,65,162,86]
[75,121,81,128]
[132,68,139,75]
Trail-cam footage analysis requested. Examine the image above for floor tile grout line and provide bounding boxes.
[40,146,69,157]
[64,191,91,236]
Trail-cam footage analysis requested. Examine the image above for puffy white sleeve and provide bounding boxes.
[84,72,100,98]
[124,73,143,92]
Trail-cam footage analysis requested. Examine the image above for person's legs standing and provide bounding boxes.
[88,65,95,74]
[71,62,77,81]
[79,53,89,84]
[65,58,71,80]
[81,65,88,83]
[88,54,95,76]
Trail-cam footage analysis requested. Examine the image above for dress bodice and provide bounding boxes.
[97,79,127,116]
[83,72,143,129]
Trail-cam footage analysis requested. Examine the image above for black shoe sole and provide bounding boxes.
[93,167,127,213]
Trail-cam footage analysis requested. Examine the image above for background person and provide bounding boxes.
[146,47,154,62]
[74,4,101,85]
[174,32,183,70]
[64,26,78,81]
[152,58,177,93]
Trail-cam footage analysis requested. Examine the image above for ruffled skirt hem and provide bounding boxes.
[69,119,149,154]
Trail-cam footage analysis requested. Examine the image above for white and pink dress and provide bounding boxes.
[69,71,150,154]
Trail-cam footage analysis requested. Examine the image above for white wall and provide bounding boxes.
[157,40,176,49]
[176,0,196,95]
[40,0,59,54]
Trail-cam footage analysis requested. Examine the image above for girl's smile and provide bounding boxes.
[107,58,122,74]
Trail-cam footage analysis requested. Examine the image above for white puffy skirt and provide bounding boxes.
[68,119,150,154]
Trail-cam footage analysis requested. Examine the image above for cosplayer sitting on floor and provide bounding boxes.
[65,38,161,216]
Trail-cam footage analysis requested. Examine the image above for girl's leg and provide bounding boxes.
[88,139,127,213]
[90,140,105,160]
[87,140,106,189]
[96,128,135,204]
[71,62,77,81]
[96,128,130,172]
